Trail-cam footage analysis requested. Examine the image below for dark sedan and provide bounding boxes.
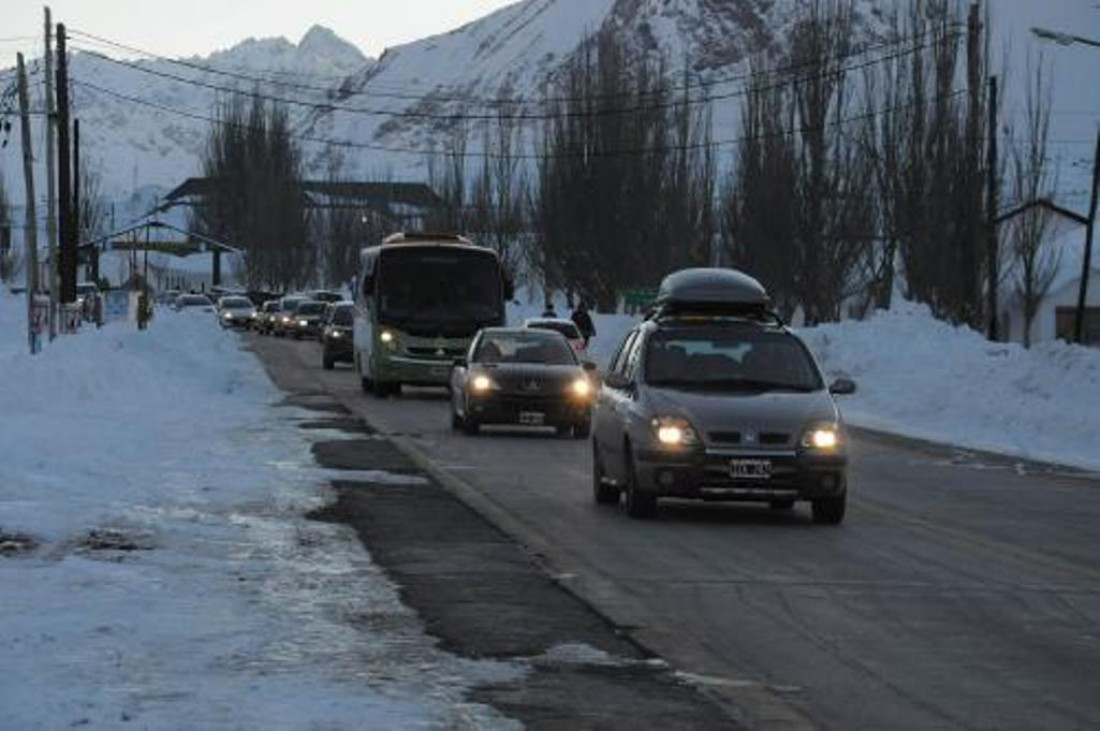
[321,302,355,369]
[450,328,596,438]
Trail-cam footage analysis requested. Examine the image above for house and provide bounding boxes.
[998,199,1099,346]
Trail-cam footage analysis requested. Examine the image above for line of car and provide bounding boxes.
[192,267,856,525]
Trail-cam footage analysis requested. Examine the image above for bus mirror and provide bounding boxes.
[503,275,515,302]
[362,275,375,297]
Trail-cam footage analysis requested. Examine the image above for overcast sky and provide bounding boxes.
[1,0,518,69]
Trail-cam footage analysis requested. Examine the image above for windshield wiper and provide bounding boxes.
[700,378,816,393]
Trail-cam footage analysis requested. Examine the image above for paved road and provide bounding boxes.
[250,333,1100,731]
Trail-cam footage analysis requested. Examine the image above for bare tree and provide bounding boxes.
[1007,57,1058,346]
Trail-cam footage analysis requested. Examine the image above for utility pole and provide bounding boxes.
[73,117,81,281]
[1074,129,1100,344]
[56,22,75,307]
[44,6,58,339]
[986,75,999,341]
[965,2,981,327]
[16,54,40,355]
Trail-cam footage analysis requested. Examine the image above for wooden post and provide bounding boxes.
[44,6,58,339]
[1073,129,1100,343]
[16,54,40,354]
[986,76,999,341]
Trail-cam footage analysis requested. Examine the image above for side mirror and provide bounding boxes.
[503,275,515,302]
[829,378,857,396]
[362,276,375,297]
[582,361,598,372]
[453,357,468,368]
[604,372,631,390]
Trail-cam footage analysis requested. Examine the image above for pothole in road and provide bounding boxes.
[77,528,156,553]
[0,529,39,557]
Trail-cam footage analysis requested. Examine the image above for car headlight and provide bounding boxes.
[652,416,699,447]
[571,377,591,398]
[330,330,342,339]
[222,312,232,319]
[380,330,395,344]
[298,319,308,326]
[281,316,291,323]
[470,375,495,393]
[801,424,842,451]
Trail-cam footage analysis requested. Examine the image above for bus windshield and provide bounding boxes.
[378,247,502,336]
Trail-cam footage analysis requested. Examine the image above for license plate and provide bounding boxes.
[729,459,772,480]
[518,411,545,426]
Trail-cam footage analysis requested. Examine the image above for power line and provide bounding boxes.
[72,75,968,160]
[69,36,959,124]
[68,24,963,109]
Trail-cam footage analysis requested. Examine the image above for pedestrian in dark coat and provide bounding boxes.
[571,301,596,346]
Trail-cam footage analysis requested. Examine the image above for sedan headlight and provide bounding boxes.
[329,330,342,339]
[652,416,699,447]
[801,423,842,451]
[470,374,496,393]
[380,330,395,344]
[281,316,291,324]
[571,377,591,398]
[298,319,308,327]
[222,312,233,319]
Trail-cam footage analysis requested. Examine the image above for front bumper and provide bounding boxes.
[633,448,847,501]
[468,392,592,427]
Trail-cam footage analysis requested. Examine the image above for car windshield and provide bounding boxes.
[296,303,326,316]
[528,321,581,339]
[180,296,211,306]
[331,306,354,326]
[280,299,304,312]
[221,297,251,308]
[379,248,502,328]
[645,328,823,392]
[263,302,280,312]
[474,332,576,366]
[312,292,343,303]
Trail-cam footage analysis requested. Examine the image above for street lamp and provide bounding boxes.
[1031,27,1100,49]
[1032,25,1100,345]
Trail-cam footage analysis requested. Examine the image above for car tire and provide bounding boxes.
[573,420,592,439]
[463,417,480,436]
[322,352,335,370]
[592,442,620,505]
[622,446,656,519]
[812,493,846,525]
[769,499,795,511]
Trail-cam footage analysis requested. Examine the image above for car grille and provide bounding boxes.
[708,431,791,446]
[406,347,466,360]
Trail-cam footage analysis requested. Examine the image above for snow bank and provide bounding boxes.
[0,302,519,729]
[801,302,1100,472]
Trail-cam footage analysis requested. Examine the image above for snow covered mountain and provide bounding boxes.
[1,0,1096,217]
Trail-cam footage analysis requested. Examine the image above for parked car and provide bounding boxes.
[216,295,256,329]
[272,296,307,337]
[290,300,327,339]
[524,317,588,359]
[591,268,856,522]
[173,294,214,313]
[450,327,596,437]
[321,302,355,370]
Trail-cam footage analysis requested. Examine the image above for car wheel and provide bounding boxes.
[322,352,335,370]
[812,493,846,525]
[462,417,480,436]
[769,499,795,511]
[451,408,464,431]
[555,425,571,437]
[592,442,620,505]
[573,420,592,439]
[372,379,390,398]
[622,446,656,519]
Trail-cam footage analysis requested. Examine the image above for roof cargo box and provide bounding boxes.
[650,268,775,320]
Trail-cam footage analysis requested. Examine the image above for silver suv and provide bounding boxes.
[591,268,855,523]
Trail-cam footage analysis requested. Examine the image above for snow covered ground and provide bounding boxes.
[0,291,520,730]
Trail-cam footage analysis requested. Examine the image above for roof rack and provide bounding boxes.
[645,268,785,325]
[382,232,473,245]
